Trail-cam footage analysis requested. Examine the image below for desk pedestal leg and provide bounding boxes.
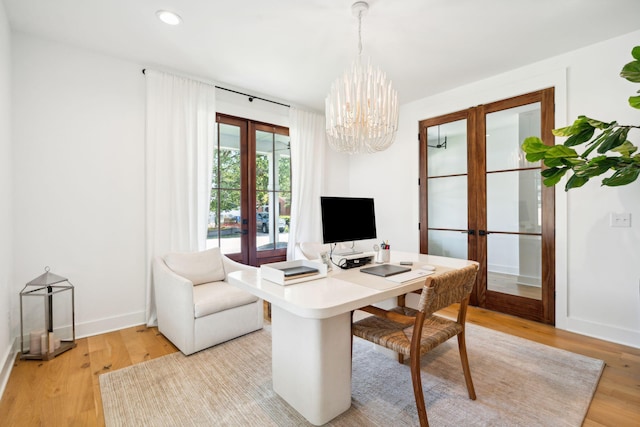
[271,306,352,425]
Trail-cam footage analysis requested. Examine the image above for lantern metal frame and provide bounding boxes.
[19,267,77,361]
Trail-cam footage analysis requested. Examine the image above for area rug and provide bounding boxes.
[100,323,604,426]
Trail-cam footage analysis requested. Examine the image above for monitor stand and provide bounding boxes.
[332,242,362,256]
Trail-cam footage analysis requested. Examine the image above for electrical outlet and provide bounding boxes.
[610,212,631,227]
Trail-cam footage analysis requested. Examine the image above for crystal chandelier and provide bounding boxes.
[325,1,399,154]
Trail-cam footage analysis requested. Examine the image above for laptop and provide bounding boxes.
[360,264,411,277]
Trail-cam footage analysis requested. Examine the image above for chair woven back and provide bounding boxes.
[417,263,479,316]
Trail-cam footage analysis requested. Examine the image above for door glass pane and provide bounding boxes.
[209,123,242,254]
[275,134,291,191]
[487,170,541,233]
[278,191,291,247]
[486,102,541,171]
[256,129,290,253]
[219,124,241,188]
[208,190,241,254]
[487,233,541,300]
[428,230,468,259]
[256,130,272,191]
[427,176,467,230]
[427,119,467,177]
[256,191,287,251]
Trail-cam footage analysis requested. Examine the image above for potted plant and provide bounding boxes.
[521,46,640,190]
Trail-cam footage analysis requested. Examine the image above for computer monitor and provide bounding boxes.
[320,196,377,254]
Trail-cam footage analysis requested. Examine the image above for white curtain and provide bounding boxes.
[144,69,216,326]
[287,108,327,260]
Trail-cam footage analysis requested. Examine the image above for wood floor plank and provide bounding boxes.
[1,310,639,426]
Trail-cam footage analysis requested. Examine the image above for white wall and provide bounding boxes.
[0,1,14,397]
[9,33,325,345]
[349,30,640,347]
[12,33,147,338]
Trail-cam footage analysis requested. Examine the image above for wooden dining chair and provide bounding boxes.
[352,263,479,427]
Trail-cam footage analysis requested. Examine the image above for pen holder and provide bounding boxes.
[376,249,390,263]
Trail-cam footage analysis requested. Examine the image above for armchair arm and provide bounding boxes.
[152,257,196,351]
[222,255,258,278]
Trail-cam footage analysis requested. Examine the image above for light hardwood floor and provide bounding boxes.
[1,305,638,426]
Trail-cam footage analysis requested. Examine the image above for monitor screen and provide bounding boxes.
[320,196,377,244]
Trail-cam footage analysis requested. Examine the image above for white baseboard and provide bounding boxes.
[75,310,147,339]
[564,316,640,349]
[0,343,17,401]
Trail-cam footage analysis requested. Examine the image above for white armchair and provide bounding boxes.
[153,247,263,355]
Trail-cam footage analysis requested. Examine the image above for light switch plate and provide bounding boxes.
[610,212,632,227]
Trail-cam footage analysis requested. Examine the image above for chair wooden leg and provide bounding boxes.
[457,331,476,400]
[410,351,429,427]
[397,294,406,365]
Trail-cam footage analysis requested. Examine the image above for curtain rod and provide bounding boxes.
[142,68,290,108]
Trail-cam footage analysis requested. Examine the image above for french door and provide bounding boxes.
[419,89,555,324]
[208,114,291,266]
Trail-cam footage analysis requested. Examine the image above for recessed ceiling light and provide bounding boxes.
[156,10,182,26]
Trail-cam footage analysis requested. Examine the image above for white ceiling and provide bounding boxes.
[4,0,640,112]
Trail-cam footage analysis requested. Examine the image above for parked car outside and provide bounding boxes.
[256,212,285,233]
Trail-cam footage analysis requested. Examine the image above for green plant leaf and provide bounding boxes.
[552,116,591,137]
[541,167,568,186]
[597,127,629,153]
[583,117,612,129]
[563,157,586,166]
[632,46,640,61]
[581,128,615,158]
[575,156,620,177]
[521,137,549,162]
[564,174,589,190]
[602,165,640,186]
[544,158,563,168]
[621,59,640,83]
[629,95,640,109]
[612,141,638,157]
[564,126,595,147]
[546,145,579,159]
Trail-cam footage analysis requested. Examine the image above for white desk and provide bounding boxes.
[228,251,475,425]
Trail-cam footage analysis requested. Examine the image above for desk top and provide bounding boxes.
[228,251,476,319]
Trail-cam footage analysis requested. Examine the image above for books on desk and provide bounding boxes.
[260,260,327,285]
[280,266,320,280]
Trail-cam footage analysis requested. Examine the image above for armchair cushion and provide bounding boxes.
[164,247,226,285]
[193,281,259,318]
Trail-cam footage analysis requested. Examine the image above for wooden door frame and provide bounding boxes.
[419,88,555,324]
[250,121,290,266]
[215,114,290,267]
[216,114,249,265]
